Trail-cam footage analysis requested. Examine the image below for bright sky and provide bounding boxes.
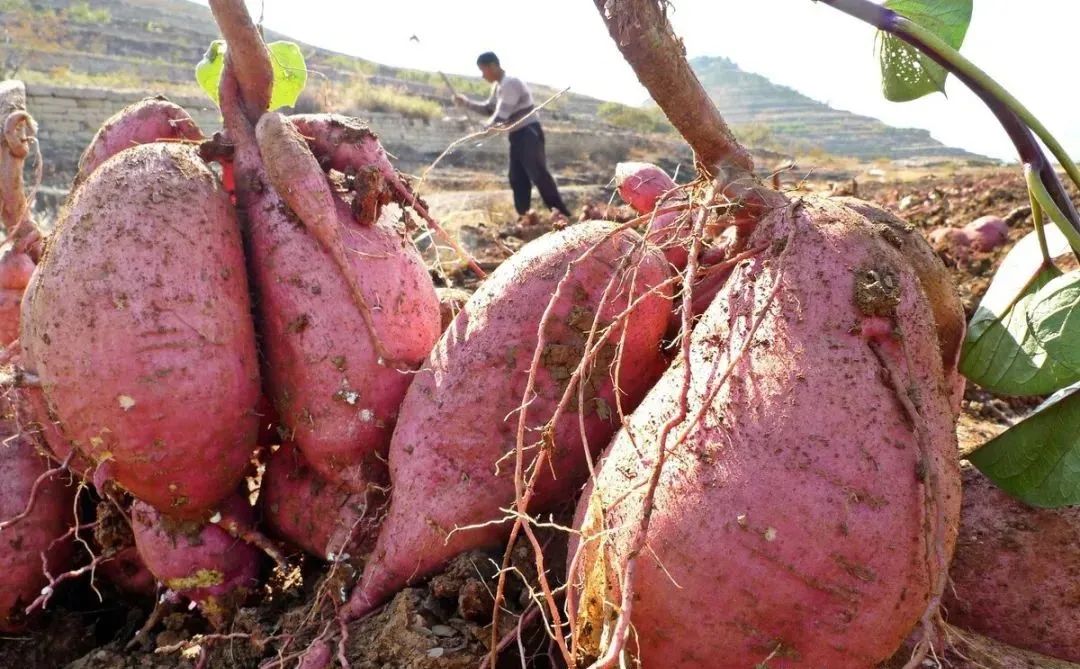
[188,0,1079,162]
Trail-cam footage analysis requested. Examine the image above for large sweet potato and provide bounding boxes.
[344,220,673,618]
[21,142,261,518]
[221,81,438,493]
[569,197,961,668]
[944,463,1080,662]
[0,419,75,632]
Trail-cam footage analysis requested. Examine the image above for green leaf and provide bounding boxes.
[193,40,307,110]
[267,41,307,110]
[969,384,1080,507]
[878,0,972,102]
[195,40,226,107]
[960,226,1080,395]
[1027,270,1080,373]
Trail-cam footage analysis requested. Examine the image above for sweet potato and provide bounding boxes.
[222,86,438,492]
[75,97,203,186]
[615,161,678,213]
[130,494,261,627]
[344,220,673,619]
[0,248,32,346]
[962,215,1009,252]
[21,142,261,518]
[569,197,961,668]
[943,463,1080,662]
[260,443,382,561]
[0,419,75,632]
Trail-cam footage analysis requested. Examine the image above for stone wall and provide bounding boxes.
[25,83,218,185]
[22,83,689,188]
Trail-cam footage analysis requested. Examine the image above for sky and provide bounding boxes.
[187,0,1080,162]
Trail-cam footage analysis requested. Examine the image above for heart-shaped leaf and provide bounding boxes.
[878,0,972,102]
[194,40,307,110]
[969,383,1080,507]
[195,40,226,107]
[267,41,308,110]
[1027,270,1080,373]
[960,225,1080,395]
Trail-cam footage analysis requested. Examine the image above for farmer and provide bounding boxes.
[453,51,572,219]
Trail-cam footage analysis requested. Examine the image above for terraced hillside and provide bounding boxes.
[690,56,979,160]
[0,0,989,187]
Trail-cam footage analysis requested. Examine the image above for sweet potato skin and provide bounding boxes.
[221,82,438,494]
[347,221,673,617]
[944,463,1080,662]
[131,495,261,627]
[260,443,382,561]
[21,143,260,518]
[0,421,74,632]
[570,197,961,668]
[75,97,203,185]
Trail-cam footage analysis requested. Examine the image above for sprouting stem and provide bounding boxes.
[1026,163,1080,257]
[1028,178,1051,266]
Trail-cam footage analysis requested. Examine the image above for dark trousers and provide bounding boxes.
[508,123,570,217]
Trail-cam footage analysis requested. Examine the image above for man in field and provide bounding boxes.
[454,51,572,219]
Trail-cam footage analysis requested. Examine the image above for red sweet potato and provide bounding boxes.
[0,419,75,632]
[961,215,1009,253]
[569,197,961,668]
[260,443,382,561]
[222,82,438,492]
[21,142,261,518]
[131,494,261,627]
[75,97,203,186]
[944,463,1080,662]
[0,248,31,346]
[615,161,678,213]
[344,220,673,619]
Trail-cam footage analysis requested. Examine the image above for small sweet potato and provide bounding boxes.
[0,419,75,632]
[131,494,261,627]
[260,443,382,561]
[75,97,203,186]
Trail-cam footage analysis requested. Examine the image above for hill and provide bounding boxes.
[686,56,979,161]
[0,0,990,188]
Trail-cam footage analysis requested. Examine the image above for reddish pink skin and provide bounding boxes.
[260,443,380,561]
[570,197,961,668]
[644,209,692,269]
[76,98,203,185]
[346,221,673,619]
[98,546,156,597]
[962,215,1009,252]
[944,464,1080,662]
[131,495,261,627]
[223,85,439,492]
[0,421,75,632]
[615,162,678,214]
[288,114,401,187]
[0,249,34,346]
[21,143,261,518]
